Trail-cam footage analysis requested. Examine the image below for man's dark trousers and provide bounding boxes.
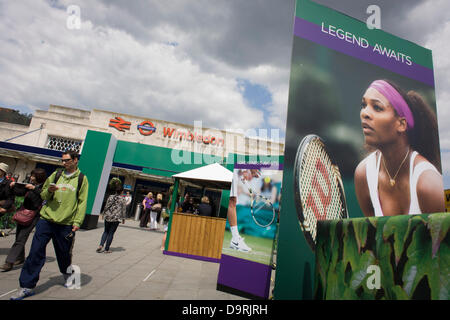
[19,219,75,289]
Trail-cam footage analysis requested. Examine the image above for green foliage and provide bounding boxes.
[314,213,450,300]
[0,108,32,126]
[0,196,24,230]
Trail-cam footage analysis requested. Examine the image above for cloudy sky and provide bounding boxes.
[0,0,449,186]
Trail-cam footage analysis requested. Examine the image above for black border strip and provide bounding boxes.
[216,283,266,300]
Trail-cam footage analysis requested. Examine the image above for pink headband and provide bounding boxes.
[369,80,414,130]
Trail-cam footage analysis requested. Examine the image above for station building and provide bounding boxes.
[0,105,284,226]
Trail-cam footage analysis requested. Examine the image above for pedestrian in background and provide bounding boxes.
[124,191,132,218]
[97,182,126,253]
[0,162,14,217]
[150,193,162,230]
[140,192,154,228]
[1,168,46,272]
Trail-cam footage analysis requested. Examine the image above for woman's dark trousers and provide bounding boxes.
[5,216,40,264]
[139,208,150,227]
[100,221,120,251]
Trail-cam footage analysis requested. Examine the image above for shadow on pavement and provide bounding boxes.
[34,273,93,294]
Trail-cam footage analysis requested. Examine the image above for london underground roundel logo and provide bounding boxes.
[137,121,156,136]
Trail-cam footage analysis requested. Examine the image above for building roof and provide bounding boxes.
[172,162,233,190]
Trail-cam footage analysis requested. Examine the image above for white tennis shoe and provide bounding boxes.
[10,287,35,300]
[230,236,252,252]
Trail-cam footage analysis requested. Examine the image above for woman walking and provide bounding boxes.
[1,168,46,272]
[96,183,126,253]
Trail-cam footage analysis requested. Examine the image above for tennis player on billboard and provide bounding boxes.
[354,79,444,216]
[227,169,261,252]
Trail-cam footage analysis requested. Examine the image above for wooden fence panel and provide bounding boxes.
[168,213,226,259]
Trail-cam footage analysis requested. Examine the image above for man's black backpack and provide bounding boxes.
[53,169,85,199]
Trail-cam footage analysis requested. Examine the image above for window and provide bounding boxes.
[46,136,82,153]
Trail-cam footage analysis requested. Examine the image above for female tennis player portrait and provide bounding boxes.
[354,79,445,217]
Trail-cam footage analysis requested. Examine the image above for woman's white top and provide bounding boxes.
[364,151,440,216]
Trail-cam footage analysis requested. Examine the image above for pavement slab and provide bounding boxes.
[0,219,247,300]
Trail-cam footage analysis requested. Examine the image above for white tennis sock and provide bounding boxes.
[230,226,240,239]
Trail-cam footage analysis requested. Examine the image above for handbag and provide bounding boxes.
[151,202,162,213]
[12,190,42,226]
[13,206,37,226]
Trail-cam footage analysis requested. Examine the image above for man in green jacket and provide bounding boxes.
[11,150,89,300]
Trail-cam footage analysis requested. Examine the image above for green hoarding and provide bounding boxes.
[275,0,441,299]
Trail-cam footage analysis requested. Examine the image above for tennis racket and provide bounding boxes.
[240,177,276,228]
[293,134,348,251]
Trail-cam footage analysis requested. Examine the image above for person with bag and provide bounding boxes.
[96,181,126,253]
[150,193,162,230]
[10,150,89,300]
[0,162,15,217]
[1,168,47,272]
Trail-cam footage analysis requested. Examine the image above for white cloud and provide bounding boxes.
[424,18,450,187]
[403,0,450,42]
[0,0,272,132]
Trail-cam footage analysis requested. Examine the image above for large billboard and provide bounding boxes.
[275,0,445,299]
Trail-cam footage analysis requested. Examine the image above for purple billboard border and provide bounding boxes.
[163,250,220,263]
[294,17,435,87]
[217,254,272,299]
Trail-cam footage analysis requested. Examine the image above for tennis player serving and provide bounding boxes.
[227,169,260,252]
[354,79,444,217]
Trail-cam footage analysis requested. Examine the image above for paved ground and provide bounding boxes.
[0,219,251,300]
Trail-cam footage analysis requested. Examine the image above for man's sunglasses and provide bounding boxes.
[61,158,72,163]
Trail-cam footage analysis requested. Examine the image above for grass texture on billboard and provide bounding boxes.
[222,230,274,266]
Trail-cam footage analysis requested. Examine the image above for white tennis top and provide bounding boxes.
[364,151,440,216]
